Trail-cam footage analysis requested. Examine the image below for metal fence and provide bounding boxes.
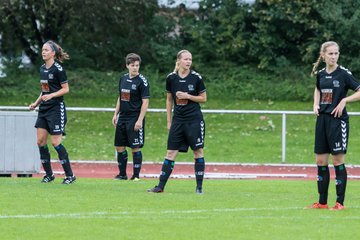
[2,106,360,163]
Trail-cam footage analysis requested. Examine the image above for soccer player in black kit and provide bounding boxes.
[29,40,76,184]
[306,41,360,210]
[112,53,150,181]
[148,50,207,194]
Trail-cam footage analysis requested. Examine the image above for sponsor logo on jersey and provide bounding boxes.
[40,80,50,92]
[121,89,131,101]
[320,89,333,104]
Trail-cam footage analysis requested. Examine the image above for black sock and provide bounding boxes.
[54,144,73,177]
[195,157,205,188]
[317,165,330,204]
[334,164,347,205]
[132,151,142,178]
[158,159,174,189]
[117,150,128,176]
[39,145,52,176]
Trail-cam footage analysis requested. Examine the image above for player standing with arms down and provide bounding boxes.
[148,49,207,194]
[112,53,150,181]
[306,41,360,210]
[29,40,76,184]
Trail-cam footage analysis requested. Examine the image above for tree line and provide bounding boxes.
[1,0,360,75]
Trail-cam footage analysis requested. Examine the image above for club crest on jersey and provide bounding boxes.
[333,80,340,87]
[48,73,54,79]
[188,84,194,91]
[132,84,137,90]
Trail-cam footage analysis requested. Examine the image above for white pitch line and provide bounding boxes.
[1,206,360,219]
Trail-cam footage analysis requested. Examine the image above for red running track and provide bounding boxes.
[27,161,360,180]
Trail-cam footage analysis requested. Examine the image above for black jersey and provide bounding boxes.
[166,70,206,122]
[118,73,150,122]
[316,65,360,120]
[39,61,68,111]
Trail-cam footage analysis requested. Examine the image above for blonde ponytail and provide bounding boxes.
[311,55,322,77]
[173,61,180,72]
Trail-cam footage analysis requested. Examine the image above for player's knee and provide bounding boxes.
[50,137,62,147]
[193,148,203,158]
[37,139,47,146]
[333,155,345,166]
[165,150,177,160]
[116,146,126,152]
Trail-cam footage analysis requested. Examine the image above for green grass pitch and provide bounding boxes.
[1,178,360,240]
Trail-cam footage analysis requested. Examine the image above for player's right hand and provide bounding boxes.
[313,105,320,116]
[29,103,37,111]
[112,115,118,127]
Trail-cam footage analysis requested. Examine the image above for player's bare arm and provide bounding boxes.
[41,83,69,102]
[166,93,173,130]
[29,93,43,110]
[332,88,360,118]
[176,91,207,103]
[112,96,120,127]
[134,98,149,131]
[313,88,320,116]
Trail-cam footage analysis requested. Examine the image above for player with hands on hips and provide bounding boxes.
[307,41,360,210]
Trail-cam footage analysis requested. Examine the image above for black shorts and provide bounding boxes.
[315,114,349,155]
[167,119,205,152]
[114,119,145,149]
[35,102,67,135]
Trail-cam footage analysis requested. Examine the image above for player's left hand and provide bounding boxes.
[41,94,53,101]
[176,91,189,100]
[134,120,142,131]
[332,99,346,118]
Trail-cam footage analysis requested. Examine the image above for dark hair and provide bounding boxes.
[45,40,70,62]
[125,53,141,65]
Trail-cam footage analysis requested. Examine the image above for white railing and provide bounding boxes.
[2,106,360,163]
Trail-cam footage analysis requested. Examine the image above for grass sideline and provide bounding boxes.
[0,178,360,239]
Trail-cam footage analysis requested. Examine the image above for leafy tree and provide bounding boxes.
[179,0,253,66]
[0,0,177,70]
[248,0,360,74]
[0,0,74,64]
